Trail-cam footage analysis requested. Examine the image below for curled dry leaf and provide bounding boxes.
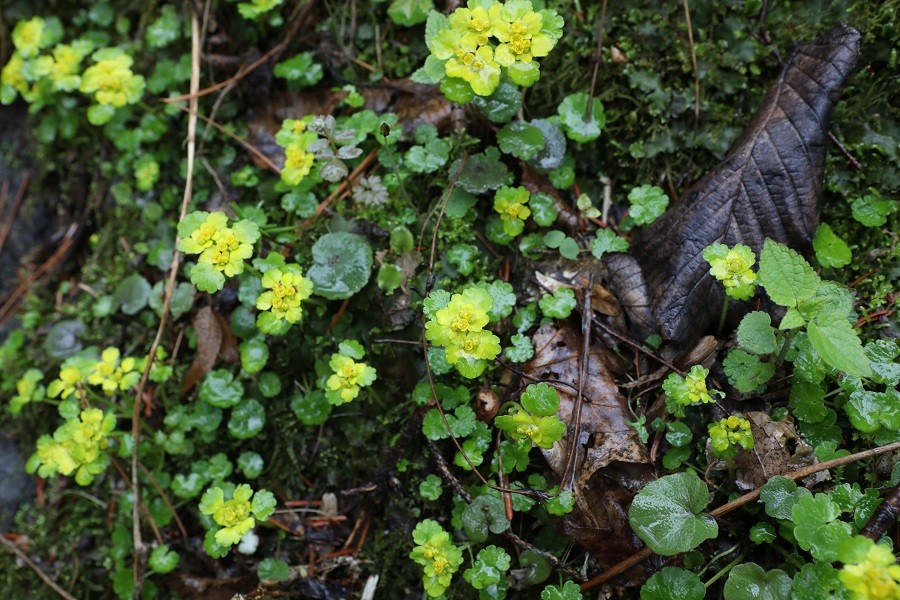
[613,25,861,347]
[181,305,223,394]
[524,323,658,576]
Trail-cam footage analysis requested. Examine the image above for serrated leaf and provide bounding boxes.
[807,319,872,377]
[850,191,896,227]
[541,580,582,600]
[627,185,669,226]
[539,287,576,319]
[759,240,820,307]
[520,383,560,416]
[791,493,852,561]
[737,311,777,354]
[590,229,630,259]
[257,558,290,581]
[722,349,774,393]
[530,192,558,226]
[451,147,508,194]
[628,472,717,556]
[760,476,808,520]
[789,380,827,423]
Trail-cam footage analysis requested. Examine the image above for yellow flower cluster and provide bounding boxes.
[703,243,758,301]
[199,484,276,548]
[410,519,464,598]
[428,0,563,96]
[840,540,900,600]
[79,48,144,107]
[708,415,754,459]
[275,119,318,186]
[325,353,377,405]
[256,265,314,333]
[87,347,141,396]
[177,211,260,292]
[26,408,116,486]
[425,287,501,378]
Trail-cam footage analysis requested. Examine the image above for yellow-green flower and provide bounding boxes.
[282,145,315,186]
[86,347,140,395]
[704,243,758,301]
[256,266,314,325]
[237,0,284,20]
[1,53,29,104]
[448,6,494,48]
[493,185,531,236]
[12,17,46,58]
[11,368,45,415]
[425,287,493,347]
[80,48,145,107]
[199,484,277,548]
[490,1,553,66]
[26,408,116,485]
[198,225,256,277]
[410,519,464,598]
[48,364,87,399]
[708,415,754,458]
[47,41,92,91]
[497,409,565,449]
[444,42,501,96]
[325,354,377,405]
[134,156,160,191]
[839,539,900,600]
[444,329,502,368]
[177,211,229,254]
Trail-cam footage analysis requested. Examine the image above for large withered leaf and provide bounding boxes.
[181,306,223,394]
[631,25,860,346]
[524,323,657,574]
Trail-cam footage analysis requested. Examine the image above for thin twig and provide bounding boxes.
[562,276,592,491]
[683,0,701,122]
[591,317,685,375]
[581,438,900,591]
[584,0,608,122]
[0,170,29,255]
[0,535,77,600]
[131,13,201,598]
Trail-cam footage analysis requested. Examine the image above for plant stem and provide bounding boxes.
[704,552,746,588]
[717,296,730,335]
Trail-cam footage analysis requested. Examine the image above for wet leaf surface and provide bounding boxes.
[631,25,861,347]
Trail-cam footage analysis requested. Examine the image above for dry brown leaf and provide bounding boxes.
[181,306,223,394]
[707,410,824,490]
[523,323,657,574]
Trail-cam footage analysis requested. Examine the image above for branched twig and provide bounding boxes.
[131,12,201,598]
[581,439,900,591]
[591,317,685,375]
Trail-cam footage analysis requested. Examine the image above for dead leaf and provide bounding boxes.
[181,306,223,394]
[707,410,824,490]
[631,25,861,347]
[524,323,657,574]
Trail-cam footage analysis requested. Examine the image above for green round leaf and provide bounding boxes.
[148,544,180,574]
[307,232,373,300]
[291,390,332,426]
[723,563,792,600]
[737,311,777,355]
[114,273,150,315]
[238,451,264,479]
[641,566,705,600]
[462,495,510,542]
[628,472,718,555]
[557,92,605,143]
[812,223,851,268]
[472,79,521,123]
[199,370,244,408]
[228,398,266,439]
[239,337,269,374]
[497,122,545,161]
[520,383,560,416]
[530,192,558,226]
